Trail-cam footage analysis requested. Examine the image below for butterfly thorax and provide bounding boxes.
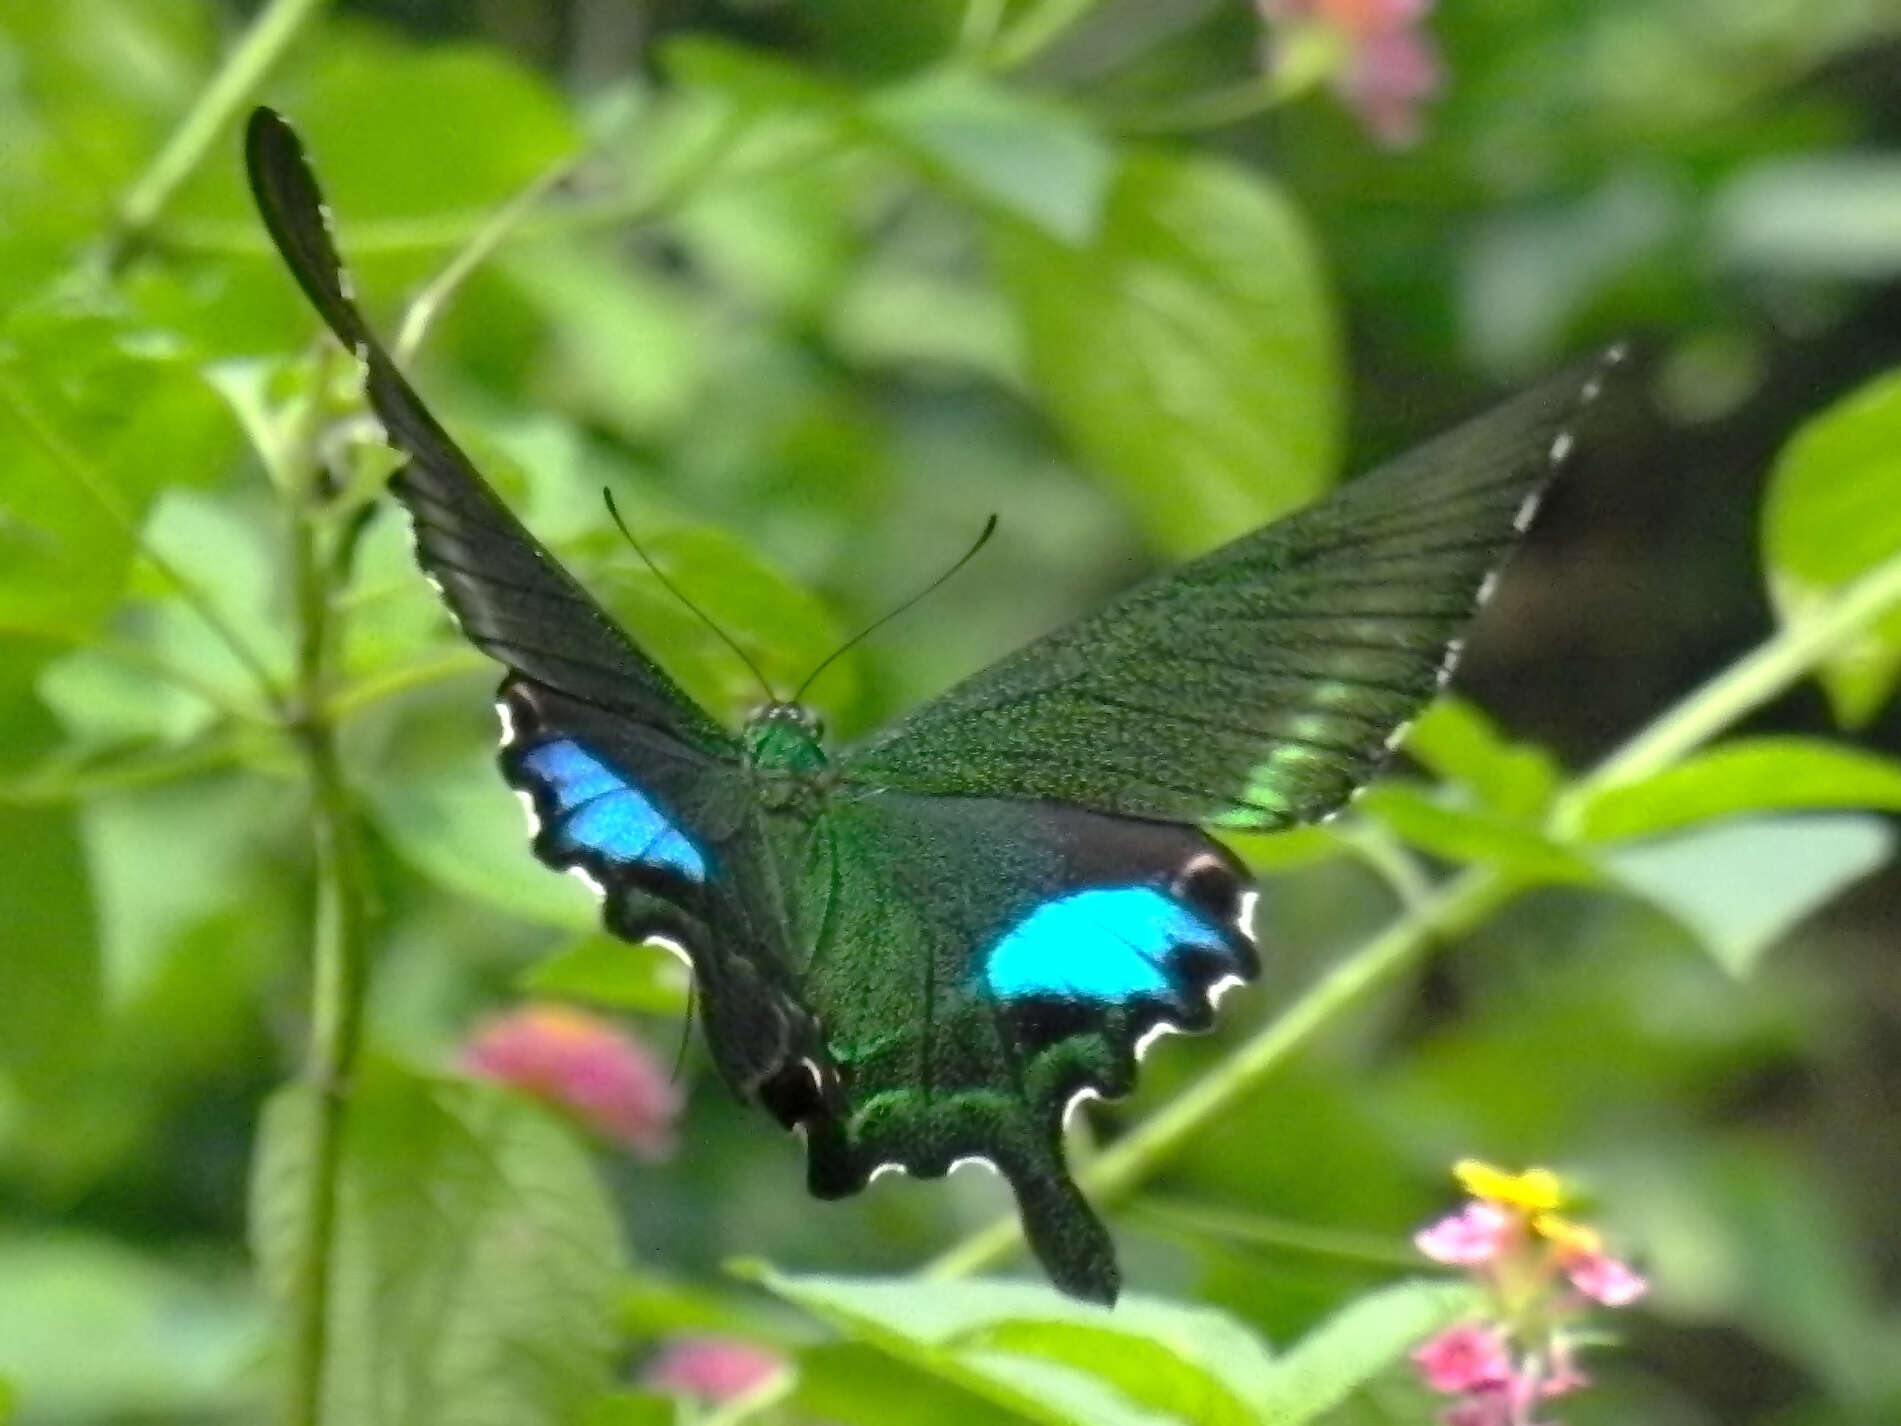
[744,703,830,812]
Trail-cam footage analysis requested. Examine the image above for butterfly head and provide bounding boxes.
[744,701,828,775]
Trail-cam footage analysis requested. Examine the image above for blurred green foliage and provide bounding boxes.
[1,1,1899,1424]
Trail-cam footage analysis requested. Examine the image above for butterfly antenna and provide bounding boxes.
[602,488,777,703]
[792,514,998,705]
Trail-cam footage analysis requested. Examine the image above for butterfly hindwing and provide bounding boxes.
[839,351,1621,829]
[776,792,1257,1302]
[503,681,822,1093]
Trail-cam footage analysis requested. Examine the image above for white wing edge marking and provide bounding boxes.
[314,200,357,304]
[1130,886,1257,1062]
[1063,1084,1103,1131]
[862,1156,999,1185]
[499,697,697,979]
[1134,1020,1180,1062]
[648,934,692,971]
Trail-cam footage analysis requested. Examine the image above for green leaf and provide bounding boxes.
[520,935,692,1016]
[989,150,1339,554]
[1762,367,1901,726]
[870,68,1113,244]
[1604,814,1891,978]
[251,1060,625,1426]
[0,1234,257,1422]
[1608,1144,1886,1405]
[1359,784,1596,884]
[502,240,708,441]
[794,1343,1026,1426]
[744,1267,1277,1426]
[364,733,600,933]
[1713,156,1901,279]
[77,772,293,1007]
[1224,823,1346,874]
[1577,737,1901,842]
[0,653,102,1122]
[829,246,1022,385]
[0,296,235,640]
[1256,1279,1481,1424]
[175,32,578,242]
[664,37,858,120]
[575,1391,679,1426]
[1402,697,1562,821]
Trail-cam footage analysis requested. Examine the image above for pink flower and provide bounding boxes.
[1540,1334,1590,1397]
[1440,1390,1514,1426]
[1412,1323,1512,1394]
[1256,0,1442,147]
[1565,1250,1648,1307]
[1411,1162,1644,1425]
[642,1336,785,1402]
[461,1002,681,1157]
[1415,1201,1513,1265]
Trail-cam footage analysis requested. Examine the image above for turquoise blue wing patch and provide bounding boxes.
[516,738,708,882]
[983,886,1244,1011]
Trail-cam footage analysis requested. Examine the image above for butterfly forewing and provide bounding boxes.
[247,108,817,1094]
[839,350,1620,830]
[245,108,732,752]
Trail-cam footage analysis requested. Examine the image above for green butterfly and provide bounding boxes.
[248,107,1619,1303]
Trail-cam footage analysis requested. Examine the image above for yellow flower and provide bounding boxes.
[1532,1213,1603,1258]
[1453,1159,1566,1213]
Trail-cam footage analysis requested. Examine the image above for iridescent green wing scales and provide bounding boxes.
[839,351,1623,830]
[772,791,1257,1303]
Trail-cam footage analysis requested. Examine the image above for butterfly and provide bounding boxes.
[247,105,1620,1304]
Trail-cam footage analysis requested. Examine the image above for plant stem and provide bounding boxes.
[1558,544,1901,824]
[393,159,578,365]
[991,0,1104,69]
[1131,1197,1423,1270]
[958,0,1009,58]
[282,416,367,1426]
[110,0,331,265]
[156,108,770,263]
[1109,28,1346,134]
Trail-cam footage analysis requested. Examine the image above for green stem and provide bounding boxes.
[1557,544,1901,825]
[991,0,1104,69]
[110,0,331,265]
[958,0,1009,58]
[325,650,488,722]
[156,108,769,263]
[1109,27,1346,134]
[1131,1197,1422,1271]
[393,159,578,365]
[285,715,365,1426]
[281,424,367,1426]
[923,868,1512,1282]
[0,732,256,806]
